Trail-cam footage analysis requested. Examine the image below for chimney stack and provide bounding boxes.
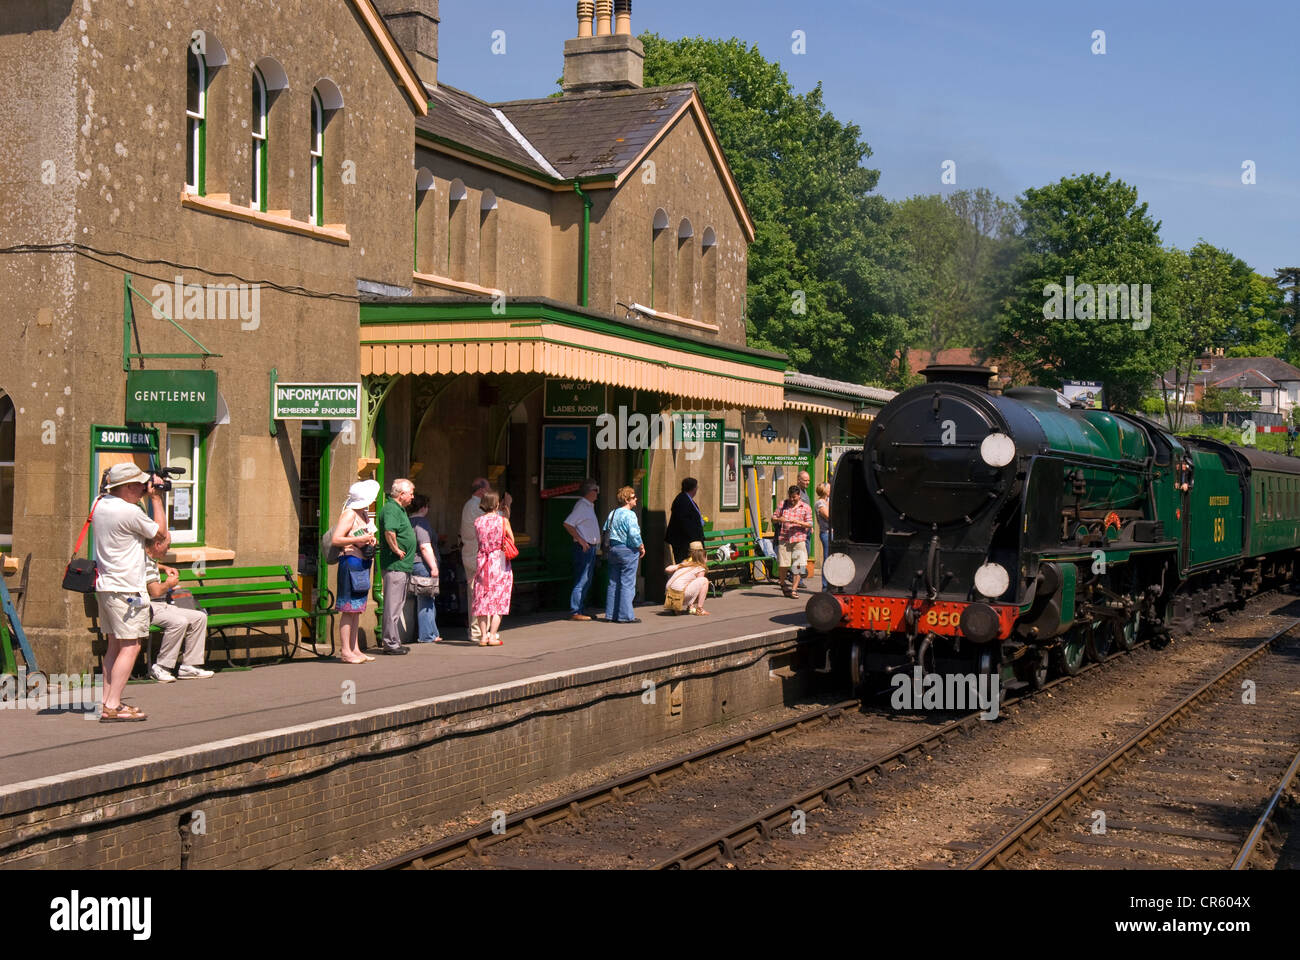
[372,0,439,90]
[563,0,643,94]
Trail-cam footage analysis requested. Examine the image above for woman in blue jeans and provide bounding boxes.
[406,494,441,642]
[603,485,645,623]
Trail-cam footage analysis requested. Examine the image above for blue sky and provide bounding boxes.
[438,1,1298,276]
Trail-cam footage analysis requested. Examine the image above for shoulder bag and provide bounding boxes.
[62,498,102,594]
[502,522,520,561]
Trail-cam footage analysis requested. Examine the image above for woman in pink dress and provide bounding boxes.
[472,491,514,646]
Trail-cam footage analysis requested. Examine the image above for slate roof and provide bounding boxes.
[497,85,696,180]
[416,82,699,183]
[785,372,896,405]
[1160,356,1300,387]
[417,84,552,178]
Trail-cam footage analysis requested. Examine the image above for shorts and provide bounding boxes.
[96,591,151,640]
[778,541,808,571]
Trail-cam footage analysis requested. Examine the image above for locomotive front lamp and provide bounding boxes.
[823,553,856,588]
[974,562,1010,599]
[980,433,1016,468]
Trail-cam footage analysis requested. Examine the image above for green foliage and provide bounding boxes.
[641,33,913,385]
[896,189,1017,355]
[994,173,1176,410]
[1178,424,1292,455]
[1198,385,1258,414]
[1138,395,1166,416]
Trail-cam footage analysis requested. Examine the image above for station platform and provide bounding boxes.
[0,584,824,868]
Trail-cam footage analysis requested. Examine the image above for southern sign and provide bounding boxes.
[92,425,158,452]
[125,370,218,423]
[273,382,362,420]
[544,380,603,418]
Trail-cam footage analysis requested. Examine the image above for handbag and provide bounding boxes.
[348,564,373,596]
[600,513,613,554]
[409,575,439,598]
[502,531,520,561]
[62,498,101,594]
[166,587,199,610]
[321,529,342,565]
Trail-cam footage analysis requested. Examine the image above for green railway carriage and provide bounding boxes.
[1236,446,1300,557]
[1179,440,1246,572]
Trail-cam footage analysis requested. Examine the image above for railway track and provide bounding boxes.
[965,620,1300,870]
[374,628,1153,870]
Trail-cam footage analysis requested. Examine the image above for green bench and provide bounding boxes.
[175,564,310,667]
[510,545,571,587]
[701,527,772,596]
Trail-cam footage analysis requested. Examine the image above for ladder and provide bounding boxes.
[0,572,37,676]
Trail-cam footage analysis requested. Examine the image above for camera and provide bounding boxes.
[359,542,377,561]
[150,466,186,494]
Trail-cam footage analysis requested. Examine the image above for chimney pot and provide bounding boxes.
[577,0,594,37]
[596,0,612,35]
[614,0,632,34]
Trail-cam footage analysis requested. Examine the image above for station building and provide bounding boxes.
[0,0,890,675]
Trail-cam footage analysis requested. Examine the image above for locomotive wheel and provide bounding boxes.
[1016,648,1050,690]
[1052,629,1086,677]
[1084,619,1112,662]
[1113,610,1140,652]
[977,650,1007,703]
[849,639,866,691]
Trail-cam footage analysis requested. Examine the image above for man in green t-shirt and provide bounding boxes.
[378,478,416,655]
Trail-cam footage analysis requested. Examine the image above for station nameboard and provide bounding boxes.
[273,382,362,420]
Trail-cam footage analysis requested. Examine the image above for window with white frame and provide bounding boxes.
[165,429,201,543]
[186,49,206,194]
[251,67,268,211]
[0,392,14,548]
[309,90,324,225]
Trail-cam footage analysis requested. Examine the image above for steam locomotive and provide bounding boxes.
[806,365,1300,692]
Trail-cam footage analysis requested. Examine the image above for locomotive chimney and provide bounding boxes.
[920,365,994,390]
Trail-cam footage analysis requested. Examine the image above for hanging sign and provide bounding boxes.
[125,370,218,423]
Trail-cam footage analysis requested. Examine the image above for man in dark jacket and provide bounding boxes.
[664,477,704,564]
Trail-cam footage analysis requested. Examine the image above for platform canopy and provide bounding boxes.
[359,298,786,409]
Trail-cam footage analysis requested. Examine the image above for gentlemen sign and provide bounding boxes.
[273,382,362,419]
[544,380,603,418]
[125,370,218,423]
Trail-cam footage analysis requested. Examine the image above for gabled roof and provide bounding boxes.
[785,372,895,405]
[349,0,428,115]
[416,82,756,241]
[1161,355,1300,387]
[1212,369,1278,390]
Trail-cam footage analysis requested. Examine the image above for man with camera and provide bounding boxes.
[94,462,172,722]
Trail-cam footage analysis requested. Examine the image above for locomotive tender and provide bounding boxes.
[807,365,1300,692]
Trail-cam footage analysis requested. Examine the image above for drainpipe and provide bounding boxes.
[574,181,592,307]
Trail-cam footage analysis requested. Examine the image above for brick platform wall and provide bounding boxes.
[0,632,822,868]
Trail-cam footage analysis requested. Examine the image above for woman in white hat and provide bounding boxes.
[332,479,380,664]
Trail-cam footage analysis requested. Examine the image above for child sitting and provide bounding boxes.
[664,541,710,616]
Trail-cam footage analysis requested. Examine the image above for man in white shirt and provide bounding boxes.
[562,479,601,621]
[145,553,213,682]
[93,462,170,722]
[459,478,490,643]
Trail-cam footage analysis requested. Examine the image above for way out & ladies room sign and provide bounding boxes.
[273,382,362,419]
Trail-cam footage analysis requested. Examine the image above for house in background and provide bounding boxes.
[1159,351,1300,425]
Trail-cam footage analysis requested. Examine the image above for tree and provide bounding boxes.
[897,188,1018,355]
[1198,385,1258,427]
[994,173,1176,410]
[1275,267,1300,360]
[641,34,914,385]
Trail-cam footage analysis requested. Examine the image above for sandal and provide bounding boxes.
[100,704,147,723]
[486,634,503,646]
[691,608,711,616]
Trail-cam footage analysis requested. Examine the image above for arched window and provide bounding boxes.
[651,208,671,310]
[250,58,287,212]
[700,227,718,326]
[310,80,343,226]
[676,218,695,317]
[0,391,14,549]
[479,189,499,289]
[186,49,207,194]
[447,178,468,280]
[250,68,268,211]
[414,167,435,272]
[798,421,813,455]
[309,90,324,225]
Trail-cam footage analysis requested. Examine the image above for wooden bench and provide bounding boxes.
[702,527,772,595]
[175,564,309,667]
